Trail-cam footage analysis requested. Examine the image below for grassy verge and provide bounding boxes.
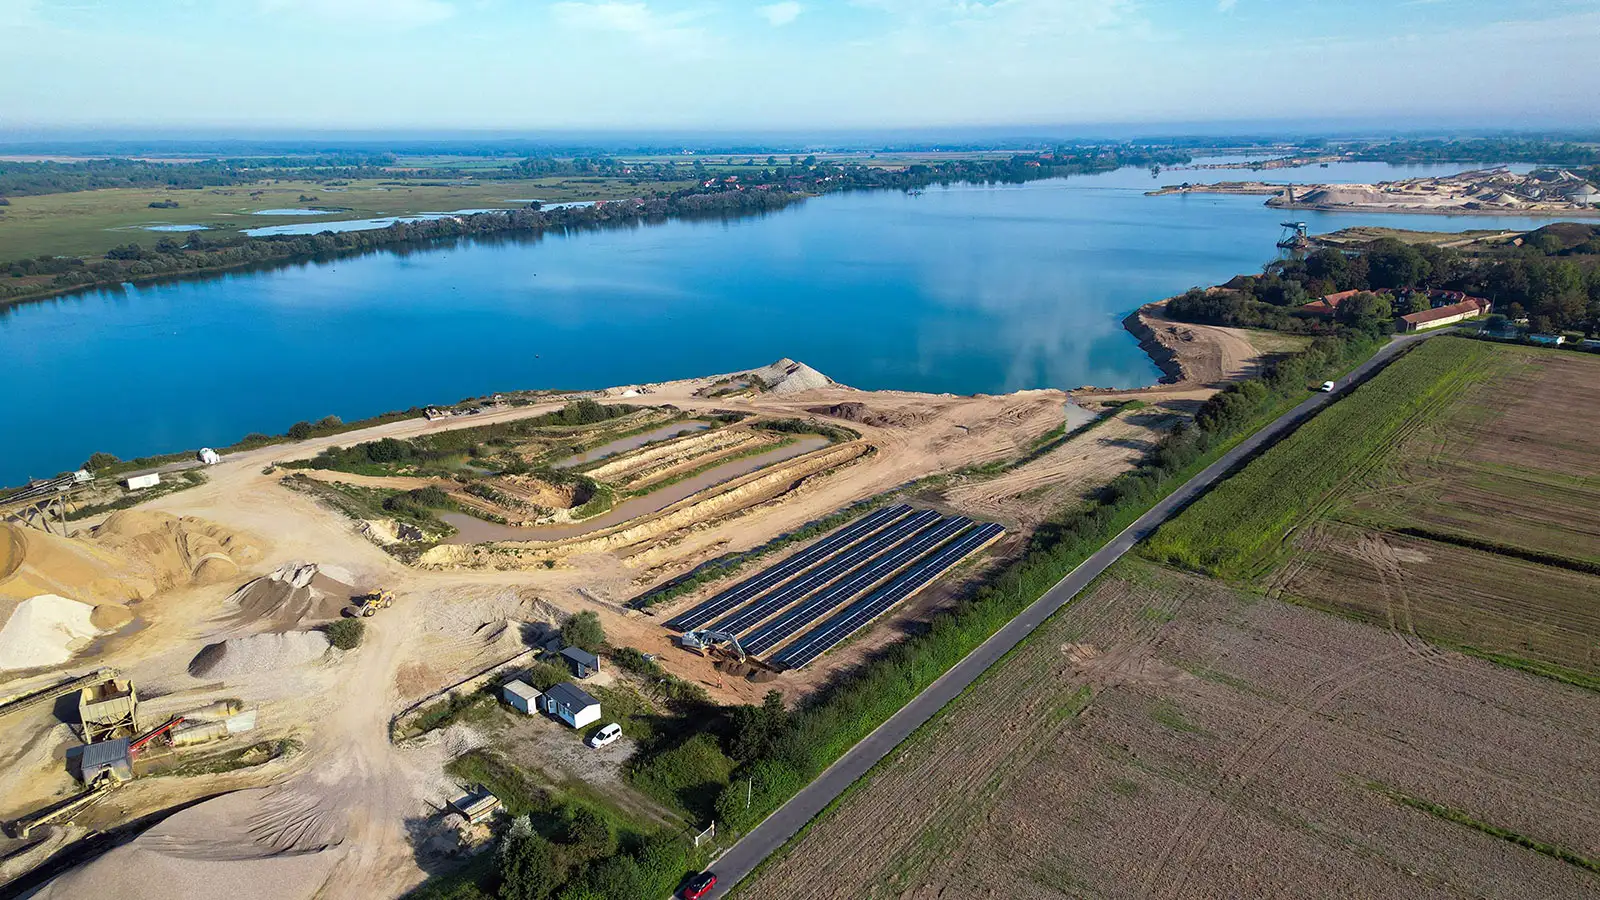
[1368,782,1600,874]
[67,470,206,520]
[1143,337,1496,579]
[1452,647,1600,693]
[156,738,300,777]
[279,474,455,539]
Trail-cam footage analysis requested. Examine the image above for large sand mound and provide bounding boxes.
[225,563,353,627]
[750,358,834,395]
[189,630,331,679]
[91,509,260,588]
[0,594,101,671]
[35,787,344,900]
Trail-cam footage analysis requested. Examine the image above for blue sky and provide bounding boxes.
[3,0,1597,131]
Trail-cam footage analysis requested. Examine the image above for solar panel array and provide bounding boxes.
[667,503,1004,669]
[772,522,1006,669]
[666,504,913,631]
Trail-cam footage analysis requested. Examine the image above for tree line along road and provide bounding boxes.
[697,330,1438,899]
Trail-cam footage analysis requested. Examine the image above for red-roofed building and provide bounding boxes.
[1399,296,1492,331]
[1301,289,1369,317]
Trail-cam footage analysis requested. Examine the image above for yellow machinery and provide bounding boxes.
[349,589,395,617]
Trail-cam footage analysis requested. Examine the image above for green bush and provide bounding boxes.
[326,618,364,650]
[559,805,616,862]
[628,733,733,819]
[560,611,606,654]
[498,823,565,900]
[82,451,121,472]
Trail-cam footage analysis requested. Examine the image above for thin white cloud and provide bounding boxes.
[258,0,456,28]
[1218,0,1237,12]
[759,2,803,26]
[550,2,711,54]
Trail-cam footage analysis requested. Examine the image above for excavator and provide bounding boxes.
[347,589,395,618]
[677,629,747,662]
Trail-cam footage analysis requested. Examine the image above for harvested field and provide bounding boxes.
[738,561,1600,900]
[1148,338,1600,683]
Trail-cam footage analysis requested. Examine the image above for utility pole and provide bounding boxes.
[746,777,752,811]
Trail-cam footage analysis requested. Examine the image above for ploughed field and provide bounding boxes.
[1145,337,1600,687]
[738,561,1600,900]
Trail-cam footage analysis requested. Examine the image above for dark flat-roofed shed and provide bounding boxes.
[80,738,133,785]
[560,646,600,679]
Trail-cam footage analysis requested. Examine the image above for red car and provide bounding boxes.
[683,871,717,899]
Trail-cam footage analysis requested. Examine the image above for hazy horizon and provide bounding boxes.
[4,0,1598,132]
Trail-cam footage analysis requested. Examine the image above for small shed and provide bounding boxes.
[501,679,541,715]
[540,682,601,730]
[560,647,601,679]
[449,789,502,825]
[80,738,133,785]
[124,473,161,491]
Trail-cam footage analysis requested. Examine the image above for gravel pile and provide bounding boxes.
[750,358,834,395]
[189,630,331,679]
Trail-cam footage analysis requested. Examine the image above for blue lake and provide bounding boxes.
[0,161,1573,483]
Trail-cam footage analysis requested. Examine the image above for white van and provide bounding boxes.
[587,722,622,748]
[1320,381,1337,393]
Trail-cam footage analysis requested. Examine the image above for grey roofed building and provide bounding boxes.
[560,646,601,678]
[543,681,598,710]
[80,737,133,784]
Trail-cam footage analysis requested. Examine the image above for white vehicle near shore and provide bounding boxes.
[587,722,622,748]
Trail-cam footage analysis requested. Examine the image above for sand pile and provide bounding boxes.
[225,563,353,627]
[0,523,151,606]
[189,630,331,679]
[750,358,834,395]
[91,509,260,587]
[806,401,922,428]
[0,594,102,671]
[35,787,344,900]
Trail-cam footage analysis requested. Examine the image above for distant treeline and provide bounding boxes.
[0,187,804,305]
[1349,139,1600,167]
[1167,223,1600,336]
[0,156,397,197]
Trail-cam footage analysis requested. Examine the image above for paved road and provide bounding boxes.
[701,332,1432,898]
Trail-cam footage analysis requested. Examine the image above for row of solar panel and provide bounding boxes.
[771,522,1006,669]
[665,500,1004,667]
[664,503,914,632]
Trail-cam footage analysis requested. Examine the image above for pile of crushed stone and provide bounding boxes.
[748,358,834,395]
[35,787,344,900]
[0,594,101,671]
[189,630,331,679]
[225,563,353,627]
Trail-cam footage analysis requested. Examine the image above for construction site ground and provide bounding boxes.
[0,321,1277,899]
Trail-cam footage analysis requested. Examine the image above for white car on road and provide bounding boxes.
[588,722,622,748]
[1320,381,1337,392]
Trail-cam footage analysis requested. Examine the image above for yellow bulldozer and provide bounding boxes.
[347,589,395,618]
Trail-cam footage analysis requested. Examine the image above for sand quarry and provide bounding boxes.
[0,334,1264,899]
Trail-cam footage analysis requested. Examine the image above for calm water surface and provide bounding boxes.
[0,161,1575,482]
